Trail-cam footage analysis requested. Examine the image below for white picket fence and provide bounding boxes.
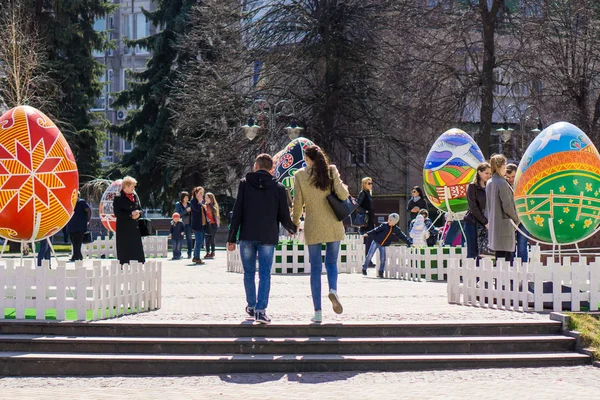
[227,235,365,274]
[447,257,600,312]
[0,259,161,321]
[82,236,169,259]
[384,246,466,281]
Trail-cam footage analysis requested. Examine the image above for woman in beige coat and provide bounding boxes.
[486,154,520,263]
[292,145,349,323]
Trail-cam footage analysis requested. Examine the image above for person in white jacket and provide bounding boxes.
[410,214,430,247]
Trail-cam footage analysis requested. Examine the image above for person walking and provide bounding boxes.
[112,176,145,265]
[227,154,297,324]
[68,192,91,262]
[204,192,220,259]
[292,145,349,323]
[486,155,520,263]
[361,213,410,277]
[190,186,207,265]
[357,177,376,267]
[175,191,193,259]
[464,162,491,260]
[407,186,427,227]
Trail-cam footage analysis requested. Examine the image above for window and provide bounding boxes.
[92,70,107,110]
[122,14,133,54]
[348,138,369,165]
[92,18,106,57]
[520,0,543,18]
[123,139,133,153]
[123,13,150,54]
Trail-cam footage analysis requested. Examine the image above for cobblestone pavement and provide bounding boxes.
[1,366,599,399]
[115,250,547,323]
[2,250,598,399]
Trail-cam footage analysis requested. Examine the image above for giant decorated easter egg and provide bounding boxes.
[99,179,122,232]
[515,122,600,243]
[274,137,314,196]
[270,149,285,175]
[423,129,485,213]
[0,106,79,241]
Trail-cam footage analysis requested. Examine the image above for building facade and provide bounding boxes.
[92,0,157,165]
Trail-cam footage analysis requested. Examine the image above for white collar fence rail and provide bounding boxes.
[82,236,169,259]
[0,259,162,321]
[447,256,600,313]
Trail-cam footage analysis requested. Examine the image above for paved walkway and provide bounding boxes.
[1,250,599,399]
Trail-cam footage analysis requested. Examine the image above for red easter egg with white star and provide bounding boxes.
[0,106,79,241]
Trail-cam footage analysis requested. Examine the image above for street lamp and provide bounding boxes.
[497,103,544,160]
[241,99,303,148]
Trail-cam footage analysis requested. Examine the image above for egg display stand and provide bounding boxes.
[511,219,600,260]
[427,186,467,244]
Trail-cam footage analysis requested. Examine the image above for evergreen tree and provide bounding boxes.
[111,0,197,211]
[34,0,116,179]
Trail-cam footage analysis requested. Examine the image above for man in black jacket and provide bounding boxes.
[227,154,297,324]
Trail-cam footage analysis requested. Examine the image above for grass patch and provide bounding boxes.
[568,313,600,359]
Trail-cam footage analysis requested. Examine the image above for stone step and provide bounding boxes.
[0,334,576,355]
[0,320,563,338]
[0,352,589,375]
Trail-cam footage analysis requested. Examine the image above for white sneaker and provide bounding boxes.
[311,310,323,323]
[328,289,343,314]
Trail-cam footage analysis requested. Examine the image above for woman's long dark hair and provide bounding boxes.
[304,145,332,190]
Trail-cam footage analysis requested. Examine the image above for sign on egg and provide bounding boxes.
[515,122,600,244]
[0,106,79,241]
[423,129,485,213]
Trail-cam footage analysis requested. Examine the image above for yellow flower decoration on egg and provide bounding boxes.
[533,215,544,226]
[584,219,593,229]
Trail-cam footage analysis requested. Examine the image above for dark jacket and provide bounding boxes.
[113,190,145,265]
[464,183,488,226]
[190,198,207,231]
[407,196,427,221]
[170,220,185,239]
[67,198,91,233]
[357,189,375,232]
[175,201,191,225]
[228,170,297,245]
[365,223,411,246]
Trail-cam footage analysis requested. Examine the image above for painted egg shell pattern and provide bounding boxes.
[274,137,314,196]
[423,128,485,213]
[0,106,79,241]
[99,179,123,233]
[515,122,600,244]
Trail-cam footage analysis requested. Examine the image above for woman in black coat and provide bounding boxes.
[357,177,376,266]
[113,176,145,265]
[407,186,427,225]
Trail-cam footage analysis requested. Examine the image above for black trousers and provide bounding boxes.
[70,232,84,260]
[495,250,514,264]
[205,223,218,253]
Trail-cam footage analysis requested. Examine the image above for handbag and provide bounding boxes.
[477,227,494,256]
[352,210,369,227]
[138,218,153,237]
[326,177,359,221]
[82,231,93,244]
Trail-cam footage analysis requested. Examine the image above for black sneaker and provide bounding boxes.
[368,261,376,268]
[245,307,255,318]
[378,270,384,278]
[362,269,367,276]
[255,311,271,324]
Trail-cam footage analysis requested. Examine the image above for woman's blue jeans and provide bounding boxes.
[308,241,340,311]
[239,240,275,311]
[185,223,193,257]
[193,229,206,259]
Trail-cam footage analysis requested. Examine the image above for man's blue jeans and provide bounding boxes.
[239,240,275,311]
[516,223,529,263]
[185,224,193,258]
[363,241,386,272]
[464,221,479,259]
[308,241,340,311]
[37,237,52,267]
[193,229,205,259]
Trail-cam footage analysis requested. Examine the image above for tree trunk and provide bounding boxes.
[479,3,498,159]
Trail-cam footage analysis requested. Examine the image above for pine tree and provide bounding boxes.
[34,0,116,178]
[111,0,197,211]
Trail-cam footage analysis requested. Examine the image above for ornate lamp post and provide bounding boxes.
[241,99,303,149]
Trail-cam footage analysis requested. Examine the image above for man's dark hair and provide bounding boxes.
[255,153,273,171]
[506,163,518,174]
